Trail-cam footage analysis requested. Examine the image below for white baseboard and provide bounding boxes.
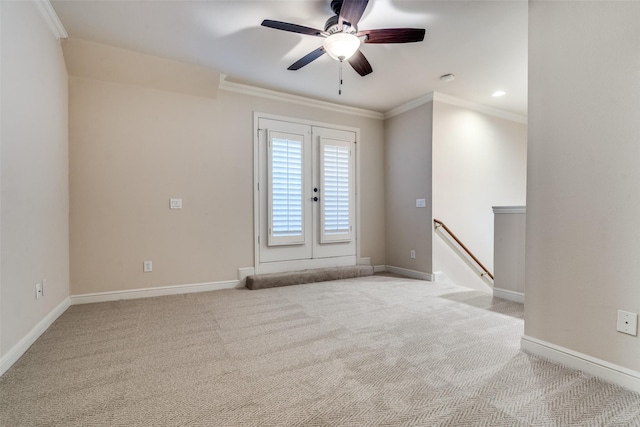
[0,297,71,376]
[493,287,525,304]
[237,267,255,288]
[373,265,386,273]
[238,267,255,279]
[70,279,242,305]
[385,265,434,281]
[358,257,371,266]
[432,271,452,284]
[521,335,640,393]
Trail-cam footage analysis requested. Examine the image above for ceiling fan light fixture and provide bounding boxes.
[323,33,360,61]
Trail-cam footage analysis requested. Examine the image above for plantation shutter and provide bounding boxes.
[268,131,305,246]
[320,138,352,243]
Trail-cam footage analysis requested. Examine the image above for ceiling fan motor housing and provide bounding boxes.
[324,15,357,34]
[326,0,357,34]
[330,0,344,16]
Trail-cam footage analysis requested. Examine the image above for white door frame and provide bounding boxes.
[253,112,361,274]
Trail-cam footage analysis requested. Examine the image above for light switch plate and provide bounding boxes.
[143,260,153,273]
[416,198,426,208]
[170,198,182,209]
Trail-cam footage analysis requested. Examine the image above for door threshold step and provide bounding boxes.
[246,265,374,290]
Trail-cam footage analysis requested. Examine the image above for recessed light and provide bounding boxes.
[440,74,455,82]
[492,90,506,97]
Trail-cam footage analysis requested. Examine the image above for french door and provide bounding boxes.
[255,115,357,273]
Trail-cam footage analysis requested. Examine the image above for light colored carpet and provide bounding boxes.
[1,275,639,426]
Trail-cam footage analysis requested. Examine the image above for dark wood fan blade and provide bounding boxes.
[338,0,369,28]
[261,20,326,37]
[347,49,372,76]
[358,28,426,44]
[288,47,326,70]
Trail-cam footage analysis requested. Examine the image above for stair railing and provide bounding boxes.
[433,218,494,280]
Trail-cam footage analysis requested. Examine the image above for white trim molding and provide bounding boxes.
[385,265,434,281]
[238,267,255,280]
[0,297,71,376]
[70,279,243,305]
[384,91,527,124]
[218,78,527,124]
[384,92,435,119]
[33,0,68,39]
[521,335,640,393]
[373,265,386,273]
[493,287,525,304]
[237,267,255,288]
[254,256,358,276]
[492,205,526,214]
[433,271,453,284]
[220,76,383,120]
[433,92,527,124]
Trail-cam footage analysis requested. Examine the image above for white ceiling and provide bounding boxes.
[50,0,528,117]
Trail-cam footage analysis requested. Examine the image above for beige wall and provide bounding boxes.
[384,103,433,273]
[527,1,640,372]
[432,101,527,292]
[68,41,385,295]
[1,1,69,358]
[62,38,220,99]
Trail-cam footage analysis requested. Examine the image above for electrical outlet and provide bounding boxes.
[143,260,153,273]
[35,282,43,300]
[617,310,638,336]
[410,250,416,259]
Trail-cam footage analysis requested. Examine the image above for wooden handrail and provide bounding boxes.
[433,218,494,280]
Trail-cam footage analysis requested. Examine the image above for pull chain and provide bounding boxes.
[338,60,343,95]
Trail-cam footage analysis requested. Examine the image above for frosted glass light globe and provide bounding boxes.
[323,33,360,61]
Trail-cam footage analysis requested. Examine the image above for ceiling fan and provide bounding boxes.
[261,0,426,77]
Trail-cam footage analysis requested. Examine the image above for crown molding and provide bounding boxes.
[384,91,527,124]
[218,76,525,124]
[218,76,384,120]
[384,92,435,119]
[33,0,68,39]
[433,92,527,124]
